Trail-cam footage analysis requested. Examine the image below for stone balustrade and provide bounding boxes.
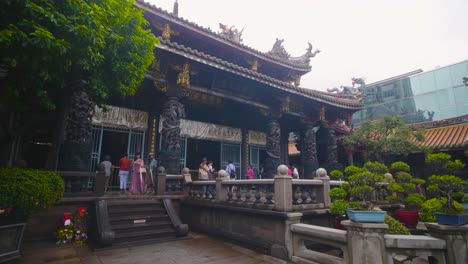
[289,220,468,264]
[189,181,216,200]
[165,174,184,194]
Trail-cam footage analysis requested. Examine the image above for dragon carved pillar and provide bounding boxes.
[299,122,319,179]
[265,119,282,178]
[160,97,185,174]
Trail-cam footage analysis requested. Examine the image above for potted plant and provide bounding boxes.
[0,167,64,262]
[346,162,387,223]
[329,187,349,229]
[425,175,466,225]
[387,161,426,228]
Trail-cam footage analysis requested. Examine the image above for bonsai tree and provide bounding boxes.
[344,115,426,163]
[386,161,426,210]
[426,175,464,215]
[425,153,465,179]
[330,170,344,181]
[348,171,384,210]
[329,187,347,201]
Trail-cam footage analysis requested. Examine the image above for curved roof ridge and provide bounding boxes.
[157,38,363,109]
[136,0,313,71]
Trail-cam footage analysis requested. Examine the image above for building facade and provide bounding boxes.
[353,60,468,125]
[54,0,363,183]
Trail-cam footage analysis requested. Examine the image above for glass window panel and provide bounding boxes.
[449,61,468,87]
[436,88,454,108]
[454,86,468,105]
[414,92,438,113]
[436,107,457,120]
[402,78,413,98]
[434,67,453,90]
[456,104,468,116]
[418,72,437,94]
[410,76,423,95]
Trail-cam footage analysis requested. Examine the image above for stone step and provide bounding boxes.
[114,228,177,245]
[108,206,166,214]
[107,199,163,206]
[111,235,183,248]
[109,214,170,225]
[112,221,173,233]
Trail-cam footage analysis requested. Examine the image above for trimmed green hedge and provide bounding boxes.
[0,167,64,222]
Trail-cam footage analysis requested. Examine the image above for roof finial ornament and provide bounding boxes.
[218,23,243,43]
[173,0,179,17]
[288,43,320,67]
[327,78,367,101]
[268,38,290,59]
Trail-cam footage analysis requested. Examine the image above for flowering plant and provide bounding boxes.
[55,208,88,245]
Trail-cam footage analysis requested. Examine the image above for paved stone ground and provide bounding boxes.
[17,234,287,264]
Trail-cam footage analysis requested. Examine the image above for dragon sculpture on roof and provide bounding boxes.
[268,39,319,67]
[327,78,367,100]
[218,23,243,43]
[289,43,321,66]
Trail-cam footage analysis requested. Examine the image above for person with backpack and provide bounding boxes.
[225,160,237,179]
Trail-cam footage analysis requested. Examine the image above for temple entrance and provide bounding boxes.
[185,138,221,172]
[101,130,129,166]
[250,146,266,178]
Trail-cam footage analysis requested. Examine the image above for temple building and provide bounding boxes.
[57,0,363,180]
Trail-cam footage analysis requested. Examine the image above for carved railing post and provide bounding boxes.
[342,220,388,264]
[314,168,331,207]
[160,97,185,174]
[215,170,229,202]
[425,223,468,264]
[181,167,191,195]
[265,119,281,178]
[94,171,106,196]
[274,165,293,212]
[299,122,319,179]
[155,166,167,196]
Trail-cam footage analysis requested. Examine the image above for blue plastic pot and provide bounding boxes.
[346,209,386,223]
[434,212,467,226]
[462,203,468,210]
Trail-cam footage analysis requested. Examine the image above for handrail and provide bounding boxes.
[291,223,347,243]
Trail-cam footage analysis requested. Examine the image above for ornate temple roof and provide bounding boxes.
[135,0,315,72]
[156,38,364,110]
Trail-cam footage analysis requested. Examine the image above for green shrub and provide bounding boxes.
[329,200,347,216]
[385,215,410,235]
[363,161,388,174]
[390,161,410,173]
[349,185,374,201]
[420,198,464,222]
[462,193,468,203]
[330,188,347,201]
[386,195,400,203]
[340,182,350,192]
[0,167,64,222]
[330,170,344,180]
[427,174,464,211]
[405,193,426,209]
[344,166,365,177]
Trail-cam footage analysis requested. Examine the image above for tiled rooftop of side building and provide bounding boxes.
[17,233,287,264]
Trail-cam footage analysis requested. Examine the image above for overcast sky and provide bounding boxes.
[146,0,468,91]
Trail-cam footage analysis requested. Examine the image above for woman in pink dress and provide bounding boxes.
[130,153,145,194]
[246,164,255,180]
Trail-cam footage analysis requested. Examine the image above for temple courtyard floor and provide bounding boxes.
[17,233,287,264]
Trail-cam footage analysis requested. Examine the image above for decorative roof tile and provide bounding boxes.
[414,123,468,149]
[136,0,313,71]
[156,38,363,109]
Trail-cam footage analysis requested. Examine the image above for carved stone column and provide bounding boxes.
[265,119,281,178]
[160,97,185,174]
[326,127,339,168]
[299,123,319,179]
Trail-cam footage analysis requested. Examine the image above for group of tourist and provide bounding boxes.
[198,159,299,180]
[98,153,158,195]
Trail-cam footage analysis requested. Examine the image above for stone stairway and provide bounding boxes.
[105,199,180,247]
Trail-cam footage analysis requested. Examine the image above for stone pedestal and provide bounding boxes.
[314,168,331,206]
[160,97,185,174]
[155,166,167,196]
[274,165,293,212]
[425,223,468,264]
[342,220,388,264]
[215,170,229,202]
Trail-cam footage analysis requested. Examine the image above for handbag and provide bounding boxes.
[139,167,147,173]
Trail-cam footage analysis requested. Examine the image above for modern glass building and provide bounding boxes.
[353,59,468,125]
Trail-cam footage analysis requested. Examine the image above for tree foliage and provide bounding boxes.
[0,0,158,112]
[344,115,426,162]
